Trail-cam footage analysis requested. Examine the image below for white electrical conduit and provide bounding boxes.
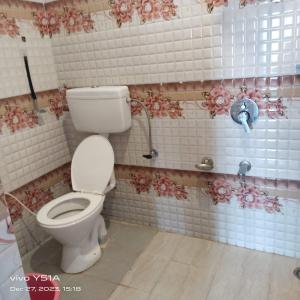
[3,193,36,216]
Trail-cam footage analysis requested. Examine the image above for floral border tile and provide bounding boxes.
[204,0,256,14]
[130,88,184,119]
[0,12,19,37]
[207,178,282,214]
[0,95,39,133]
[109,0,135,27]
[48,88,69,119]
[0,88,68,134]
[1,163,71,222]
[33,7,94,37]
[205,0,228,14]
[109,0,177,27]
[130,170,188,200]
[33,9,61,37]
[115,164,300,214]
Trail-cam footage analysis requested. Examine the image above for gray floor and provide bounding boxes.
[22,220,158,300]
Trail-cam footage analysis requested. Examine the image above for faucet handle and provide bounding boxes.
[230,98,259,133]
[238,111,251,133]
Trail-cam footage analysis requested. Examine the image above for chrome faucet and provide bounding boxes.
[231,98,259,133]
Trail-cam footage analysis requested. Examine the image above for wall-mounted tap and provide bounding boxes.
[231,98,259,133]
[238,160,251,187]
[195,157,214,171]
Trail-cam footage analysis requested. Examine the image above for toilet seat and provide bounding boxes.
[37,135,114,229]
[37,192,105,228]
[71,135,114,195]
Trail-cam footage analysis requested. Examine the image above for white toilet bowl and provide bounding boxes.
[36,135,114,274]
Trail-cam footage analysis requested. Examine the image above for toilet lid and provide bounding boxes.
[71,135,114,194]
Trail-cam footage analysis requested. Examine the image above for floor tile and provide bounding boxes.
[109,286,149,300]
[149,261,190,300]
[121,253,168,293]
[206,246,271,300]
[179,262,219,300]
[142,232,183,260]
[172,236,224,267]
[267,255,300,300]
[21,222,300,300]
[62,274,117,300]
[22,238,61,273]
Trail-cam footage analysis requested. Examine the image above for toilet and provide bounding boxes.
[36,86,131,274]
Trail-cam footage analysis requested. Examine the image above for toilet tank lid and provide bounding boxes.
[67,86,129,100]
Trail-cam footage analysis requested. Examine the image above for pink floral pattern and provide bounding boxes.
[208,178,233,204]
[207,178,282,214]
[0,13,19,37]
[130,172,152,193]
[25,111,39,128]
[81,14,94,32]
[3,106,27,133]
[110,0,135,27]
[33,10,61,37]
[265,98,287,119]
[131,90,184,119]
[109,0,177,25]
[129,171,188,200]
[145,92,169,118]
[62,7,82,33]
[136,0,161,23]
[153,175,176,197]
[24,186,53,212]
[237,87,265,112]
[263,196,282,214]
[130,101,144,116]
[167,101,184,119]
[33,7,93,36]
[3,164,70,222]
[5,197,22,221]
[202,86,232,118]
[62,7,94,34]
[63,166,72,187]
[235,185,262,209]
[205,0,228,13]
[49,89,68,119]
[160,0,177,21]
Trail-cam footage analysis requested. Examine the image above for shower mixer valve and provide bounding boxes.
[231,98,259,133]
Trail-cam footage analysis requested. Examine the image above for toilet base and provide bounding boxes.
[60,215,106,274]
[61,243,101,274]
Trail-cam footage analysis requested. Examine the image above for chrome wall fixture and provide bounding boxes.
[129,98,158,159]
[195,157,214,171]
[238,160,252,187]
[230,98,259,133]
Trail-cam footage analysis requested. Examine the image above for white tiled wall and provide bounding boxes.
[51,0,300,87]
[109,98,300,181]
[0,114,71,192]
[0,20,58,100]
[19,20,58,93]
[105,179,300,258]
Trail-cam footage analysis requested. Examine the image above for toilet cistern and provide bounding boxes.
[231,98,259,133]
